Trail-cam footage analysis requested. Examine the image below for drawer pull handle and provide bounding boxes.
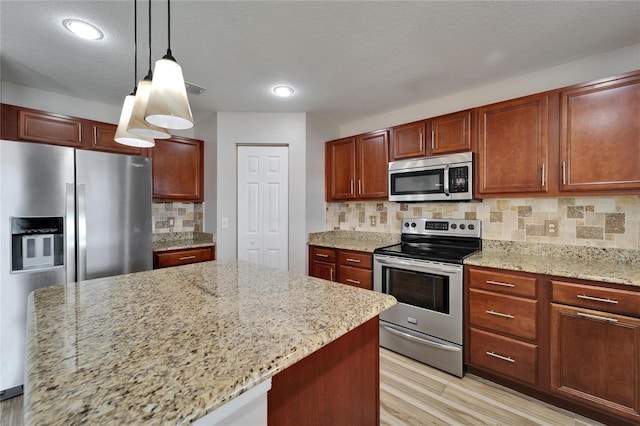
[486,310,514,319]
[577,294,618,304]
[576,312,618,323]
[486,280,515,288]
[346,258,361,263]
[346,278,361,284]
[486,351,515,363]
[315,253,329,258]
[178,255,197,261]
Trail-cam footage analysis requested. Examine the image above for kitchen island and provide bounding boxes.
[24,259,395,425]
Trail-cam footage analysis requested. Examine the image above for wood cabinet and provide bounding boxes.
[89,121,147,156]
[1,104,84,148]
[151,136,204,202]
[390,111,473,161]
[325,130,389,201]
[390,120,427,160]
[477,93,550,196]
[153,246,215,269]
[466,266,541,386]
[309,246,337,282]
[309,246,373,290]
[338,250,373,290]
[559,72,640,193]
[550,280,640,424]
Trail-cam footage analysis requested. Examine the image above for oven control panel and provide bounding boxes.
[402,218,481,238]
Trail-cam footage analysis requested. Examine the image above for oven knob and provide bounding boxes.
[404,222,410,228]
[450,224,457,229]
[459,224,466,230]
[468,224,475,230]
[411,222,417,228]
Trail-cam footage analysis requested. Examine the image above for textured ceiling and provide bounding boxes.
[1,1,639,126]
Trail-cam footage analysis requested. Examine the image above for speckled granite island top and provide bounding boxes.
[465,240,640,287]
[24,260,396,425]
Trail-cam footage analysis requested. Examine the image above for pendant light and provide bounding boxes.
[114,0,154,147]
[127,0,171,140]
[144,0,194,130]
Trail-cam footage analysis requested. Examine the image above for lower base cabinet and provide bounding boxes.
[153,246,216,269]
[309,245,373,290]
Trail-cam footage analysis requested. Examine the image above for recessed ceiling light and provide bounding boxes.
[63,19,104,40]
[273,86,295,97]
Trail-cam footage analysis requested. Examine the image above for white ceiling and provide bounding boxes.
[1,1,639,126]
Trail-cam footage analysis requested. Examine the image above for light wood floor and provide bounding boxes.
[1,349,604,426]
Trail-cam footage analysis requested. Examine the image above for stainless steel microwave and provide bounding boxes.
[388,152,474,202]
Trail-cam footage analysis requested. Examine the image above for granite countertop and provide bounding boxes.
[24,260,396,425]
[465,240,640,287]
[152,231,216,252]
[308,230,400,253]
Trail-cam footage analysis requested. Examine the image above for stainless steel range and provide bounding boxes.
[373,218,481,377]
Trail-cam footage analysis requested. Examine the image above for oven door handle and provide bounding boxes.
[376,257,461,274]
[381,325,461,352]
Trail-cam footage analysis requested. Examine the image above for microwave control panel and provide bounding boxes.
[449,166,469,193]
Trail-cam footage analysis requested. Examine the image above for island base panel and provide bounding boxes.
[268,316,380,425]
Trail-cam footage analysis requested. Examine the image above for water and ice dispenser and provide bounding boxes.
[11,217,64,272]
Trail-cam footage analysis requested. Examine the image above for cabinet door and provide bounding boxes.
[550,303,640,422]
[310,261,336,282]
[356,130,389,199]
[151,136,204,202]
[560,72,640,192]
[477,93,549,196]
[338,265,372,290]
[90,122,147,156]
[391,121,427,160]
[17,109,84,148]
[154,246,215,269]
[429,110,472,155]
[325,137,357,201]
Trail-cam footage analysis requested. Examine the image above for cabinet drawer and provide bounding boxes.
[469,289,538,340]
[469,327,538,386]
[551,280,640,318]
[468,267,537,298]
[310,246,337,262]
[154,247,214,269]
[339,250,372,269]
[338,265,372,290]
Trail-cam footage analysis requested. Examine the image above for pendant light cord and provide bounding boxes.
[163,0,175,61]
[145,0,153,80]
[133,0,137,90]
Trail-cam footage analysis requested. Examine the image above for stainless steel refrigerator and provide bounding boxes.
[0,140,152,399]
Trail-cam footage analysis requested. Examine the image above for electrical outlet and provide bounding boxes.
[545,220,559,237]
[370,216,377,227]
[222,217,229,229]
[167,217,175,227]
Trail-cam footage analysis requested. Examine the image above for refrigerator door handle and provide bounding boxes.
[66,183,76,284]
[77,183,87,281]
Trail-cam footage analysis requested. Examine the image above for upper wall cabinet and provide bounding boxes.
[559,72,640,193]
[477,93,550,197]
[151,136,204,202]
[1,104,84,148]
[390,110,473,161]
[89,121,147,157]
[326,130,389,201]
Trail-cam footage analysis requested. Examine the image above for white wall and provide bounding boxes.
[216,112,307,273]
[196,112,218,234]
[340,43,640,137]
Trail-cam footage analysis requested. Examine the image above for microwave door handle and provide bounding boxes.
[376,257,461,274]
[443,166,450,195]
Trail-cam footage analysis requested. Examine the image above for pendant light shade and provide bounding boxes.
[115,0,158,148]
[127,76,171,139]
[144,54,194,130]
[115,94,155,147]
[144,0,194,130]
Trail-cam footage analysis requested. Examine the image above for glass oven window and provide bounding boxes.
[391,169,444,195]
[383,267,449,314]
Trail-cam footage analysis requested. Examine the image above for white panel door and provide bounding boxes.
[237,146,288,270]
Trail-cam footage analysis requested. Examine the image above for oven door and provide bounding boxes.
[373,255,463,345]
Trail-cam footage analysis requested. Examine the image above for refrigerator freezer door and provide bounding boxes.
[0,140,74,398]
[75,150,152,280]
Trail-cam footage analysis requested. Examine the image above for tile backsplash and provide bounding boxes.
[325,196,640,249]
[153,202,204,233]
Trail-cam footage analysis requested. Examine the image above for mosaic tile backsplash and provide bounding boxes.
[153,202,204,233]
[326,196,640,249]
